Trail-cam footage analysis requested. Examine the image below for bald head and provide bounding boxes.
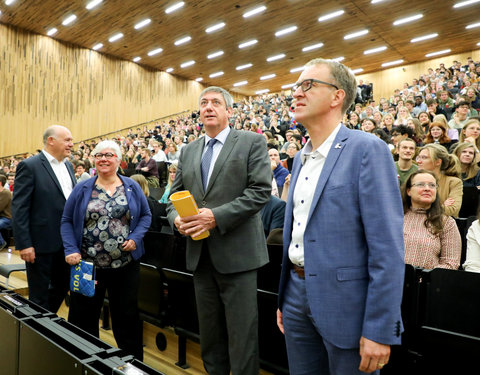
[43,125,74,161]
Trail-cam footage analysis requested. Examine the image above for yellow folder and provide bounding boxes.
[170,190,210,240]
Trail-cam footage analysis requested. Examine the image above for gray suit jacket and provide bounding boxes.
[167,128,271,274]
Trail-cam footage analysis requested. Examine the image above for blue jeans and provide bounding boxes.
[0,217,11,244]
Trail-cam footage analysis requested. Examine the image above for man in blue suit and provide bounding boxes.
[12,125,76,312]
[277,59,405,374]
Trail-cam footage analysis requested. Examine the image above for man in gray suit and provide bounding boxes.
[167,86,271,375]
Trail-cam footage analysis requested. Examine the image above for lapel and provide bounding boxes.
[307,126,349,223]
[66,161,77,187]
[204,128,238,195]
[39,152,65,199]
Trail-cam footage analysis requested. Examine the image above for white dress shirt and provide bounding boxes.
[42,150,74,200]
[288,123,342,266]
[202,126,231,187]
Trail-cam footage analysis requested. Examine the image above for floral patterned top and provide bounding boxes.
[81,184,132,268]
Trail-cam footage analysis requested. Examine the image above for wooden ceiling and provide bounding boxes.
[1,0,479,95]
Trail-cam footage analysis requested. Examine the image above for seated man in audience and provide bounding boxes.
[426,98,448,121]
[135,148,159,188]
[260,195,286,238]
[269,148,289,195]
[437,90,456,120]
[74,161,90,182]
[151,141,167,162]
[448,100,472,130]
[0,175,12,250]
[396,138,418,186]
[6,173,15,192]
[391,125,414,160]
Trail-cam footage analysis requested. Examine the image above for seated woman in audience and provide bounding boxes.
[130,174,163,231]
[159,164,177,204]
[463,209,480,272]
[380,113,395,134]
[74,161,91,182]
[423,122,456,150]
[459,119,480,150]
[402,170,461,270]
[346,111,360,129]
[281,142,300,172]
[406,117,425,146]
[416,144,463,216]
[166,143,180,163]
[452,142,480,187]
[394,106,412,126]
[61,140,151,360]
[418,111,431,135]
[360,117,377,133]
[433,114,459,141]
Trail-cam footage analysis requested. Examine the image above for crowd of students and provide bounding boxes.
[2,57,480,272]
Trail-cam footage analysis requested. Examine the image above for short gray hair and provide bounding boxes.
[199,86,233,108]
[305,58,357,114]
[92,140,122,160]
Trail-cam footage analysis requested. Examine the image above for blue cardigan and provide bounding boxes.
[61,174,152,261]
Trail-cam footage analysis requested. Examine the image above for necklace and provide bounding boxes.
[97,177,119,196]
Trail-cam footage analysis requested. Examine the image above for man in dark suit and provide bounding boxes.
[167,86,271,375]
[277,59,405,374]
[12,125,76,312]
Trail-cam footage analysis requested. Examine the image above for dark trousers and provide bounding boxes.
[68,260,143,360]
[25,250,70,313]
[193,246,259,375]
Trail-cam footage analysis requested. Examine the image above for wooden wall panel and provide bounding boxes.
[357,50,480,103]
[0,24,205,156]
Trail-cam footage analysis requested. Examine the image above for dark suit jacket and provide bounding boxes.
[12,152,76,254]
[261,195,286,238]
[167,128,271,274]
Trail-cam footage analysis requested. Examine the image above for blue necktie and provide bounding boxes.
[201,138,218,190]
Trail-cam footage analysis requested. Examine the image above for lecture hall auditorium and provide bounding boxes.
[1,1,480,374]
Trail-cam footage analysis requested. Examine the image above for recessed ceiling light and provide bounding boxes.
[393,14,423,26]
[205,22,225,33]
[381,59,404,67]
[92,43,103,50]
[477,42,480,46]
[364,46,387,54]
[108,33,124,42]
[133,57,141,62]
[47,28,58,36]
[207,50,224,59]
[238,39,258,49]
[466,22,480,29]
[62,14,77,26]
[318,10,344,22]
[5,0,16,5]
[180,60,195,68]
[352,68,364,74]
[166,68,174,73]
[371,0,386,3]
[453,0,480,8]
[290,66,305,73]
[256,89,270,94]
[195,77,203,82]
[425,49,451,57]
[209,71,224,78]
[267,53,286,62]
[260,74,276,80]
[302,42,324,52]
[282,83,296,89]
[275,26,297,37]
[86,0,102,10]
[344,29,369,40]
[332,56,345,62]
[165,2,184,14]
[174,36,191,45]
[411,33,438,43]
[134,19,151,30]
[236,63,253,70]
[233,81,248,87]
[147,47,163,56]
[243,6,266,18]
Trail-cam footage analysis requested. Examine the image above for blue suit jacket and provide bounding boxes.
[61,174,151,261]
[278,125,405,349]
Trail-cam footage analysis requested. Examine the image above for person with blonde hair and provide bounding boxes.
[459,119,480,149]
[159,164,177,204]
[452,142,480,187]
[416,143,463,216]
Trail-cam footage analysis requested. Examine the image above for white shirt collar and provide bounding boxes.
[300,123,342,165]
[204,126,231,146]
[42,149,66,164]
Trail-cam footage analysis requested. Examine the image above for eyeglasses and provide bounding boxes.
[416,155,430,161]
[292,79,339,93]
[411,182,437,189]
[94,153,117,160]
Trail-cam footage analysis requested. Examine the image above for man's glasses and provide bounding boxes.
[94,153,117,160]
[292,79,339,93]
[411,182,437,189]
